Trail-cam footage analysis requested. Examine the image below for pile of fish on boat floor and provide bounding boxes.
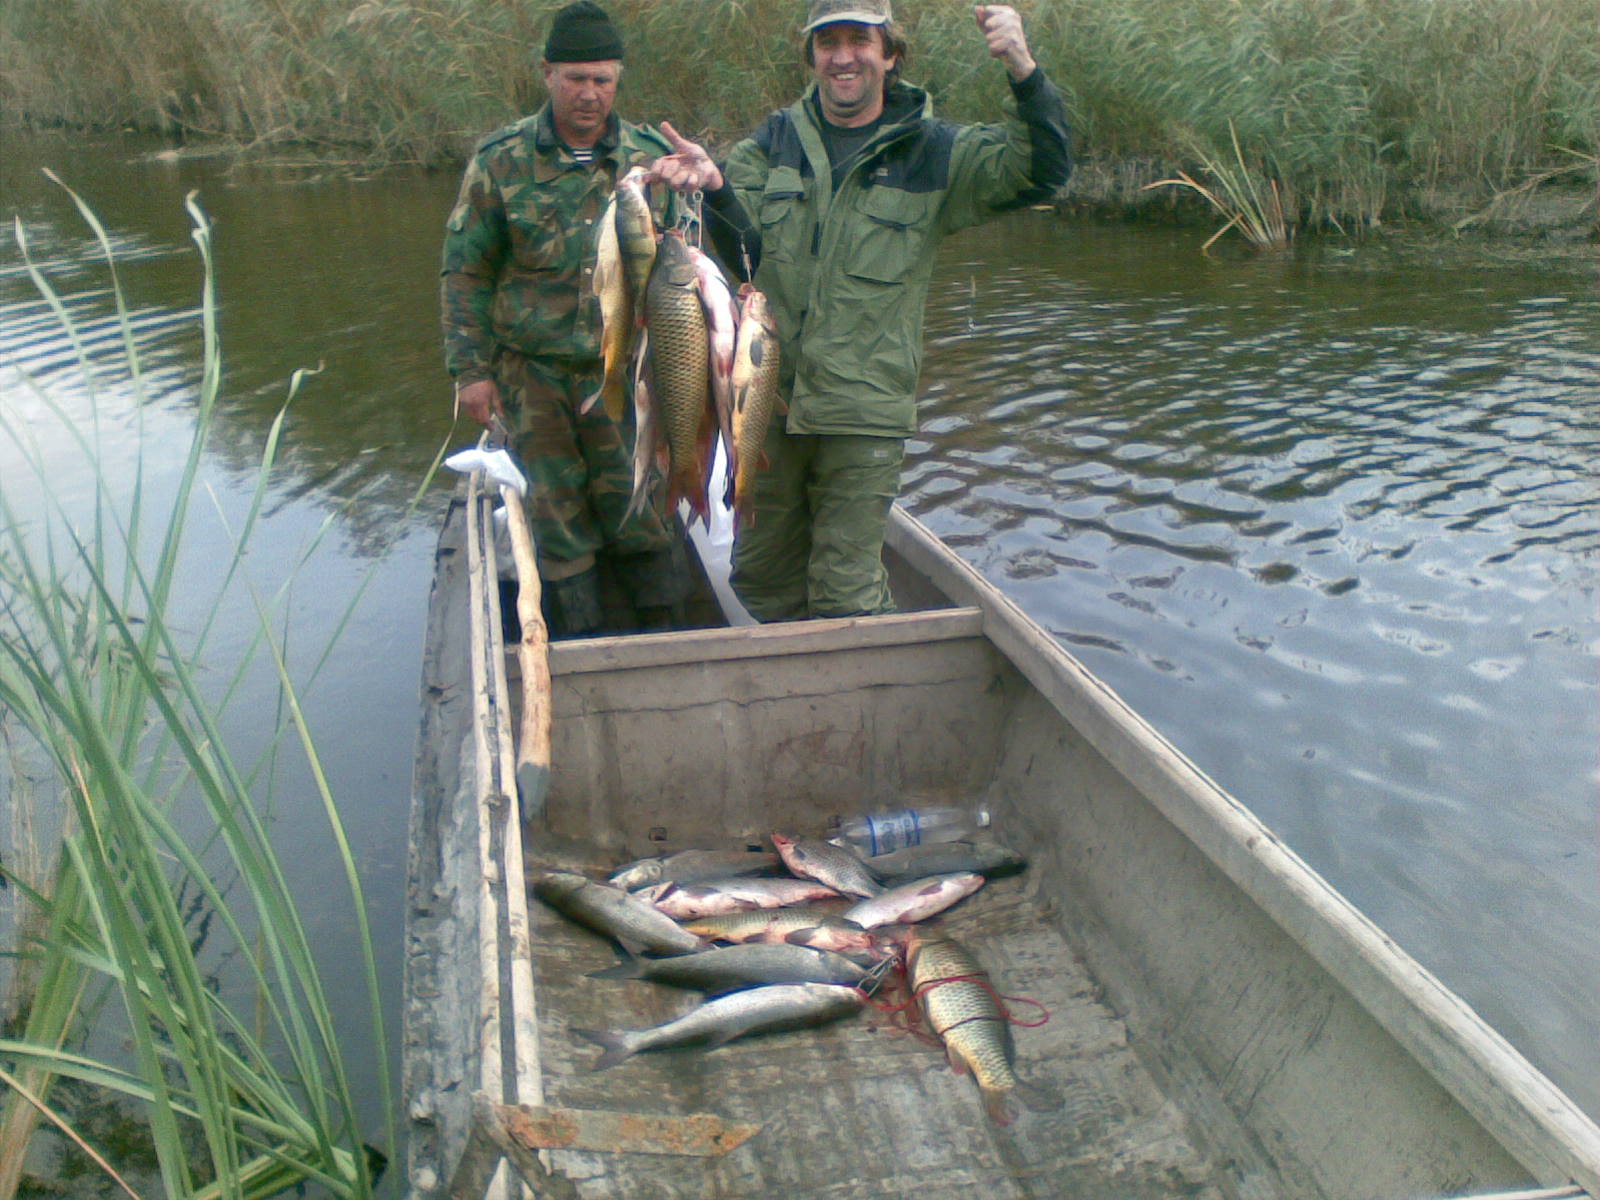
[531,832,1063,1124]
[591,167,781,533]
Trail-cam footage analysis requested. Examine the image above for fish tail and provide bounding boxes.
[573,1027,634,1072]
[585,959,643,981]
[1014,1075,1064,1114]
[582,375,626,421]
[980,1084,1021,1127]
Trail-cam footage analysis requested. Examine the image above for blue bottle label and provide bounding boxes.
[866,810,922,855]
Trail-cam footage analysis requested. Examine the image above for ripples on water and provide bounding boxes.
[907,217,1600,1114]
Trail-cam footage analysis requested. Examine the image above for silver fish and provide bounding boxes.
[587,942,869,991]
[865,840,1027,885]
[842,871,985,929]
[573,982,865,1070]
[531,869,704,957]
[609,848,782,892]
[680,907,883,959]
[643,877,842,919]
[771,833,881,898]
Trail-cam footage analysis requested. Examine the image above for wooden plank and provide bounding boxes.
[885,507,1600,1195]
[548,607,985,676]
[470,486,544,1116]
[461,478,512,1200]
[498,481,552,818]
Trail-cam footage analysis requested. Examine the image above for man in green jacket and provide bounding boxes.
[441,1,686,637]
[653,1,1071,621]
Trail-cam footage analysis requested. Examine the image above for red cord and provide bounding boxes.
[855,959,1051,1047]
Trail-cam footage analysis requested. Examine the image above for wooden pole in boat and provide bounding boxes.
[497,482,552,819]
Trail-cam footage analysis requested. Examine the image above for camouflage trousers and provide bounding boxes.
[494,347,675,581]
[729,424,904,621]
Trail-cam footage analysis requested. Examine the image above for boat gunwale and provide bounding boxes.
[885,507,1600,1194]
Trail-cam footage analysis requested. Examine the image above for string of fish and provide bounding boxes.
[676,187,705,249]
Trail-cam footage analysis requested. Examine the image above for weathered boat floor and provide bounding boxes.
[525,838,1225,1199]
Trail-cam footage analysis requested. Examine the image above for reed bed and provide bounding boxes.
[2,0,1595,235]
[0,183,407,1197]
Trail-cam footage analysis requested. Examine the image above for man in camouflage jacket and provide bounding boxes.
[441,1,685,636]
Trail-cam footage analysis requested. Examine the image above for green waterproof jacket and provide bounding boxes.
[719,72,1072,437]
[441,106,676,385]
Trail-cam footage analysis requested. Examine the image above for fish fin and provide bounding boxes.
[586,959,643,981]
[702,1027,744,1050]
[783,926,821,946]
[615,935,649,958]
[572,1028,634,1072]
[602,381,628,425]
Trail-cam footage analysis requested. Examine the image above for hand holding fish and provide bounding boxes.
[974,5,1036,82]
[455,378,503,427]
[652,121,724,194]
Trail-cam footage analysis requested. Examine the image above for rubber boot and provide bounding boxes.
[608,540,690,634]
[543,567,604,640]
[498,578,522,645]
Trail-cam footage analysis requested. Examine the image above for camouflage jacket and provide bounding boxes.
[441,106,676,384]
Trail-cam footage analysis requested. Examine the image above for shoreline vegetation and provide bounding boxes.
[1,0,1595,245]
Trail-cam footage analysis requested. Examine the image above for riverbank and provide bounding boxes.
[2,0,1595,240]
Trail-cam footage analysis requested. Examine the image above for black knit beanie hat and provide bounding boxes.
[544,2,624,62]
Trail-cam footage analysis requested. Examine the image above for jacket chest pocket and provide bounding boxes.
[845,186,938,284]
[507,203,573,272]
[757,168,809,263]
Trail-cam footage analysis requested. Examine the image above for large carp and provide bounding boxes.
[645,228,715,525]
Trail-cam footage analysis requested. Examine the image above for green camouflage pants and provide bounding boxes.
[494,348,675,578]
[729,424,904,621]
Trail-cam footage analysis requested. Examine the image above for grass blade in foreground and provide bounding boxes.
[0,184,392,1198]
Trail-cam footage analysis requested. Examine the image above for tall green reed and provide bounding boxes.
[0,0,1595,225]
[0,181,401,1198]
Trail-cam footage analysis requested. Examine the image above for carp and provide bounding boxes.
[771,833,882,899]
[645,229,715,525]
[901,927,1058,1125]
[728,284,782,526]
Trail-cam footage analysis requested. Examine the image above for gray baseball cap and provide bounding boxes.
[801,0,892,34]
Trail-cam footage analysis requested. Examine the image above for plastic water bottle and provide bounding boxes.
[828,806,991,856]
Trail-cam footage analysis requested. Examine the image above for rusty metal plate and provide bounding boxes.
[498,1102,760,1158]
